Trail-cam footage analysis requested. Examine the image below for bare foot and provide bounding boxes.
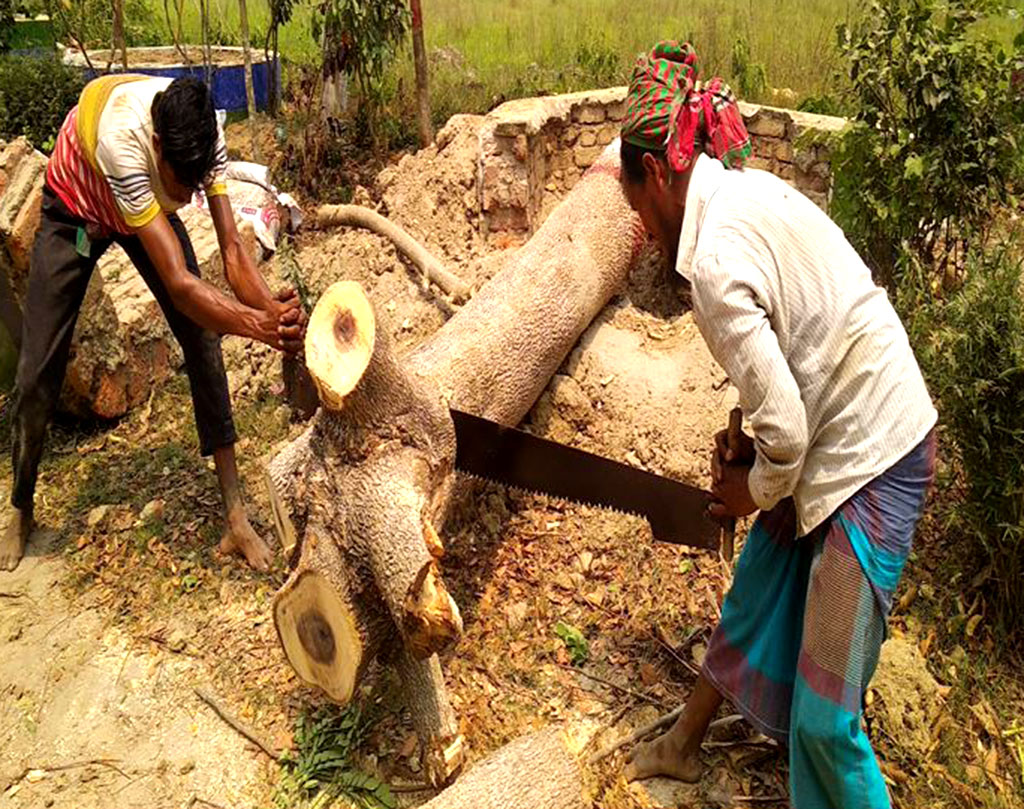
[624,730,702,783]
[0,508,33,572]
[218,511,273,571]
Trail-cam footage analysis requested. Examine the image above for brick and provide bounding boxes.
[572,104,606,124]
[573,145,604,168]
[597,124,618,146]
[744,110,787,138]
[773,140,795,163]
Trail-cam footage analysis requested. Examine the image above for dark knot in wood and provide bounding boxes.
[297,609,336,664]
[334,309,357,346]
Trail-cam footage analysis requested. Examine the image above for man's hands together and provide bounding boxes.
[252,287,307,354]
[708,424,758,520]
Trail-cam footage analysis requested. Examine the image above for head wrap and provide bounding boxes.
[621,41,752,172]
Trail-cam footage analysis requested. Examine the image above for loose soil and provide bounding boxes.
[1,114,1012,809]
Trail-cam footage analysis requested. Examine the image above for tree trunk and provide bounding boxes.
[237,0,261,162]
[418,728,584,809]
[410,0,433,147]
[112,0,128,71]
[269,141,640,783]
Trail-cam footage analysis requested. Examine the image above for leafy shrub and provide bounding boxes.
[731,36,767,101]
[275,704,395,808]
[830,0,1024,288]
[901,248,1024,637]
[0,55,84,150]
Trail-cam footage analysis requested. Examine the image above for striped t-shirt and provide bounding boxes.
[47,74,228,236]
[675,153,937,536]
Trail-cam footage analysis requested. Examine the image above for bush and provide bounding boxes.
[0,55,84,150]
[830,0,1024,289]
[901,249,1024,637]
[828,0,1024,639]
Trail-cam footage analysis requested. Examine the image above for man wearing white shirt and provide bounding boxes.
[617,42,936,809]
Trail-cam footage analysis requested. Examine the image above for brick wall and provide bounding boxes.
[477,87,847,242]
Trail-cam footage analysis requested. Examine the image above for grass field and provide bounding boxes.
[132,0,1023,123]
[140,0,862,106]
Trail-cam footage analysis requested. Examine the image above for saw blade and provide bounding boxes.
[451,409,722,550]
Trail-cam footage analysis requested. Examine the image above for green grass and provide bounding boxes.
[120,0,1024,134]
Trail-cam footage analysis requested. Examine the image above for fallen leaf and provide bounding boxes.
[399,733,418,758]
[897,583,917,612]
[965,613,983,639]
[691,643,707,667]
[971,701,1000,740]
[639,663,661,687]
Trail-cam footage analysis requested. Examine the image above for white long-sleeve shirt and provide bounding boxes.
[676,153,937,536]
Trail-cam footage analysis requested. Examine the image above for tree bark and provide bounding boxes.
[237,0,261,161]
[410,0,433,147]
[112,0,128,70]
[269,142,640,782]
[418,728,584,809]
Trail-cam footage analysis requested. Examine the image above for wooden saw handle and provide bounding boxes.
[721,406,743,562]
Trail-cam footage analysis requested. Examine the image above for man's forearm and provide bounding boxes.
[208,194,276,309]
[170,270,263,340]
[222,235,276,309]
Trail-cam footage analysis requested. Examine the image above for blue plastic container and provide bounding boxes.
[65,46,281,113]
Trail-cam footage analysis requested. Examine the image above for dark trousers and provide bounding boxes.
[10,185,236,509]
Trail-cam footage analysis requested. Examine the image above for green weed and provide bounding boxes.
[554,620,589,666]
[274,704,395,809]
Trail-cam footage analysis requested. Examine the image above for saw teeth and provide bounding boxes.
[455,470,646,519]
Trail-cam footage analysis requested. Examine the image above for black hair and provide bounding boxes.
[620,131,710,186]
[620,139,665,186]
[151,77,218,191]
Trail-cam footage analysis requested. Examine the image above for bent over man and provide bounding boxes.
[618,42,937,809]
[0,75,305,572]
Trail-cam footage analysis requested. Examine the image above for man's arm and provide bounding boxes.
[136,212,291,350]
[207,193,277,310]
[692,253,809,512]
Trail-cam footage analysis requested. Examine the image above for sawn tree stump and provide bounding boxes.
[268,141,642,786]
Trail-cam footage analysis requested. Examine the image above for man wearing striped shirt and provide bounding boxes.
[0,76,305,572]
[618,44,937,808]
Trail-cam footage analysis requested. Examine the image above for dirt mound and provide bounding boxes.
[870,635,945,757]
[376,114,489,272]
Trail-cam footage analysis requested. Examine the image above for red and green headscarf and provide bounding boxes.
[621,41,752,172]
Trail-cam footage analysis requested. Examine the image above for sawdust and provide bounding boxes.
[870,635,945,758]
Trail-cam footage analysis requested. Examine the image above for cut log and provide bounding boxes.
[273,523,393,703]
[418,727,584,809]
[269,141,641,779]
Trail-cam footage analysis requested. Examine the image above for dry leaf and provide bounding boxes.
[897,583,917,612]
[691,643,707,667]
[639,663,661,687]
[965,613,983,639]
[399,732,418,758]
[971,700,1000,740]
